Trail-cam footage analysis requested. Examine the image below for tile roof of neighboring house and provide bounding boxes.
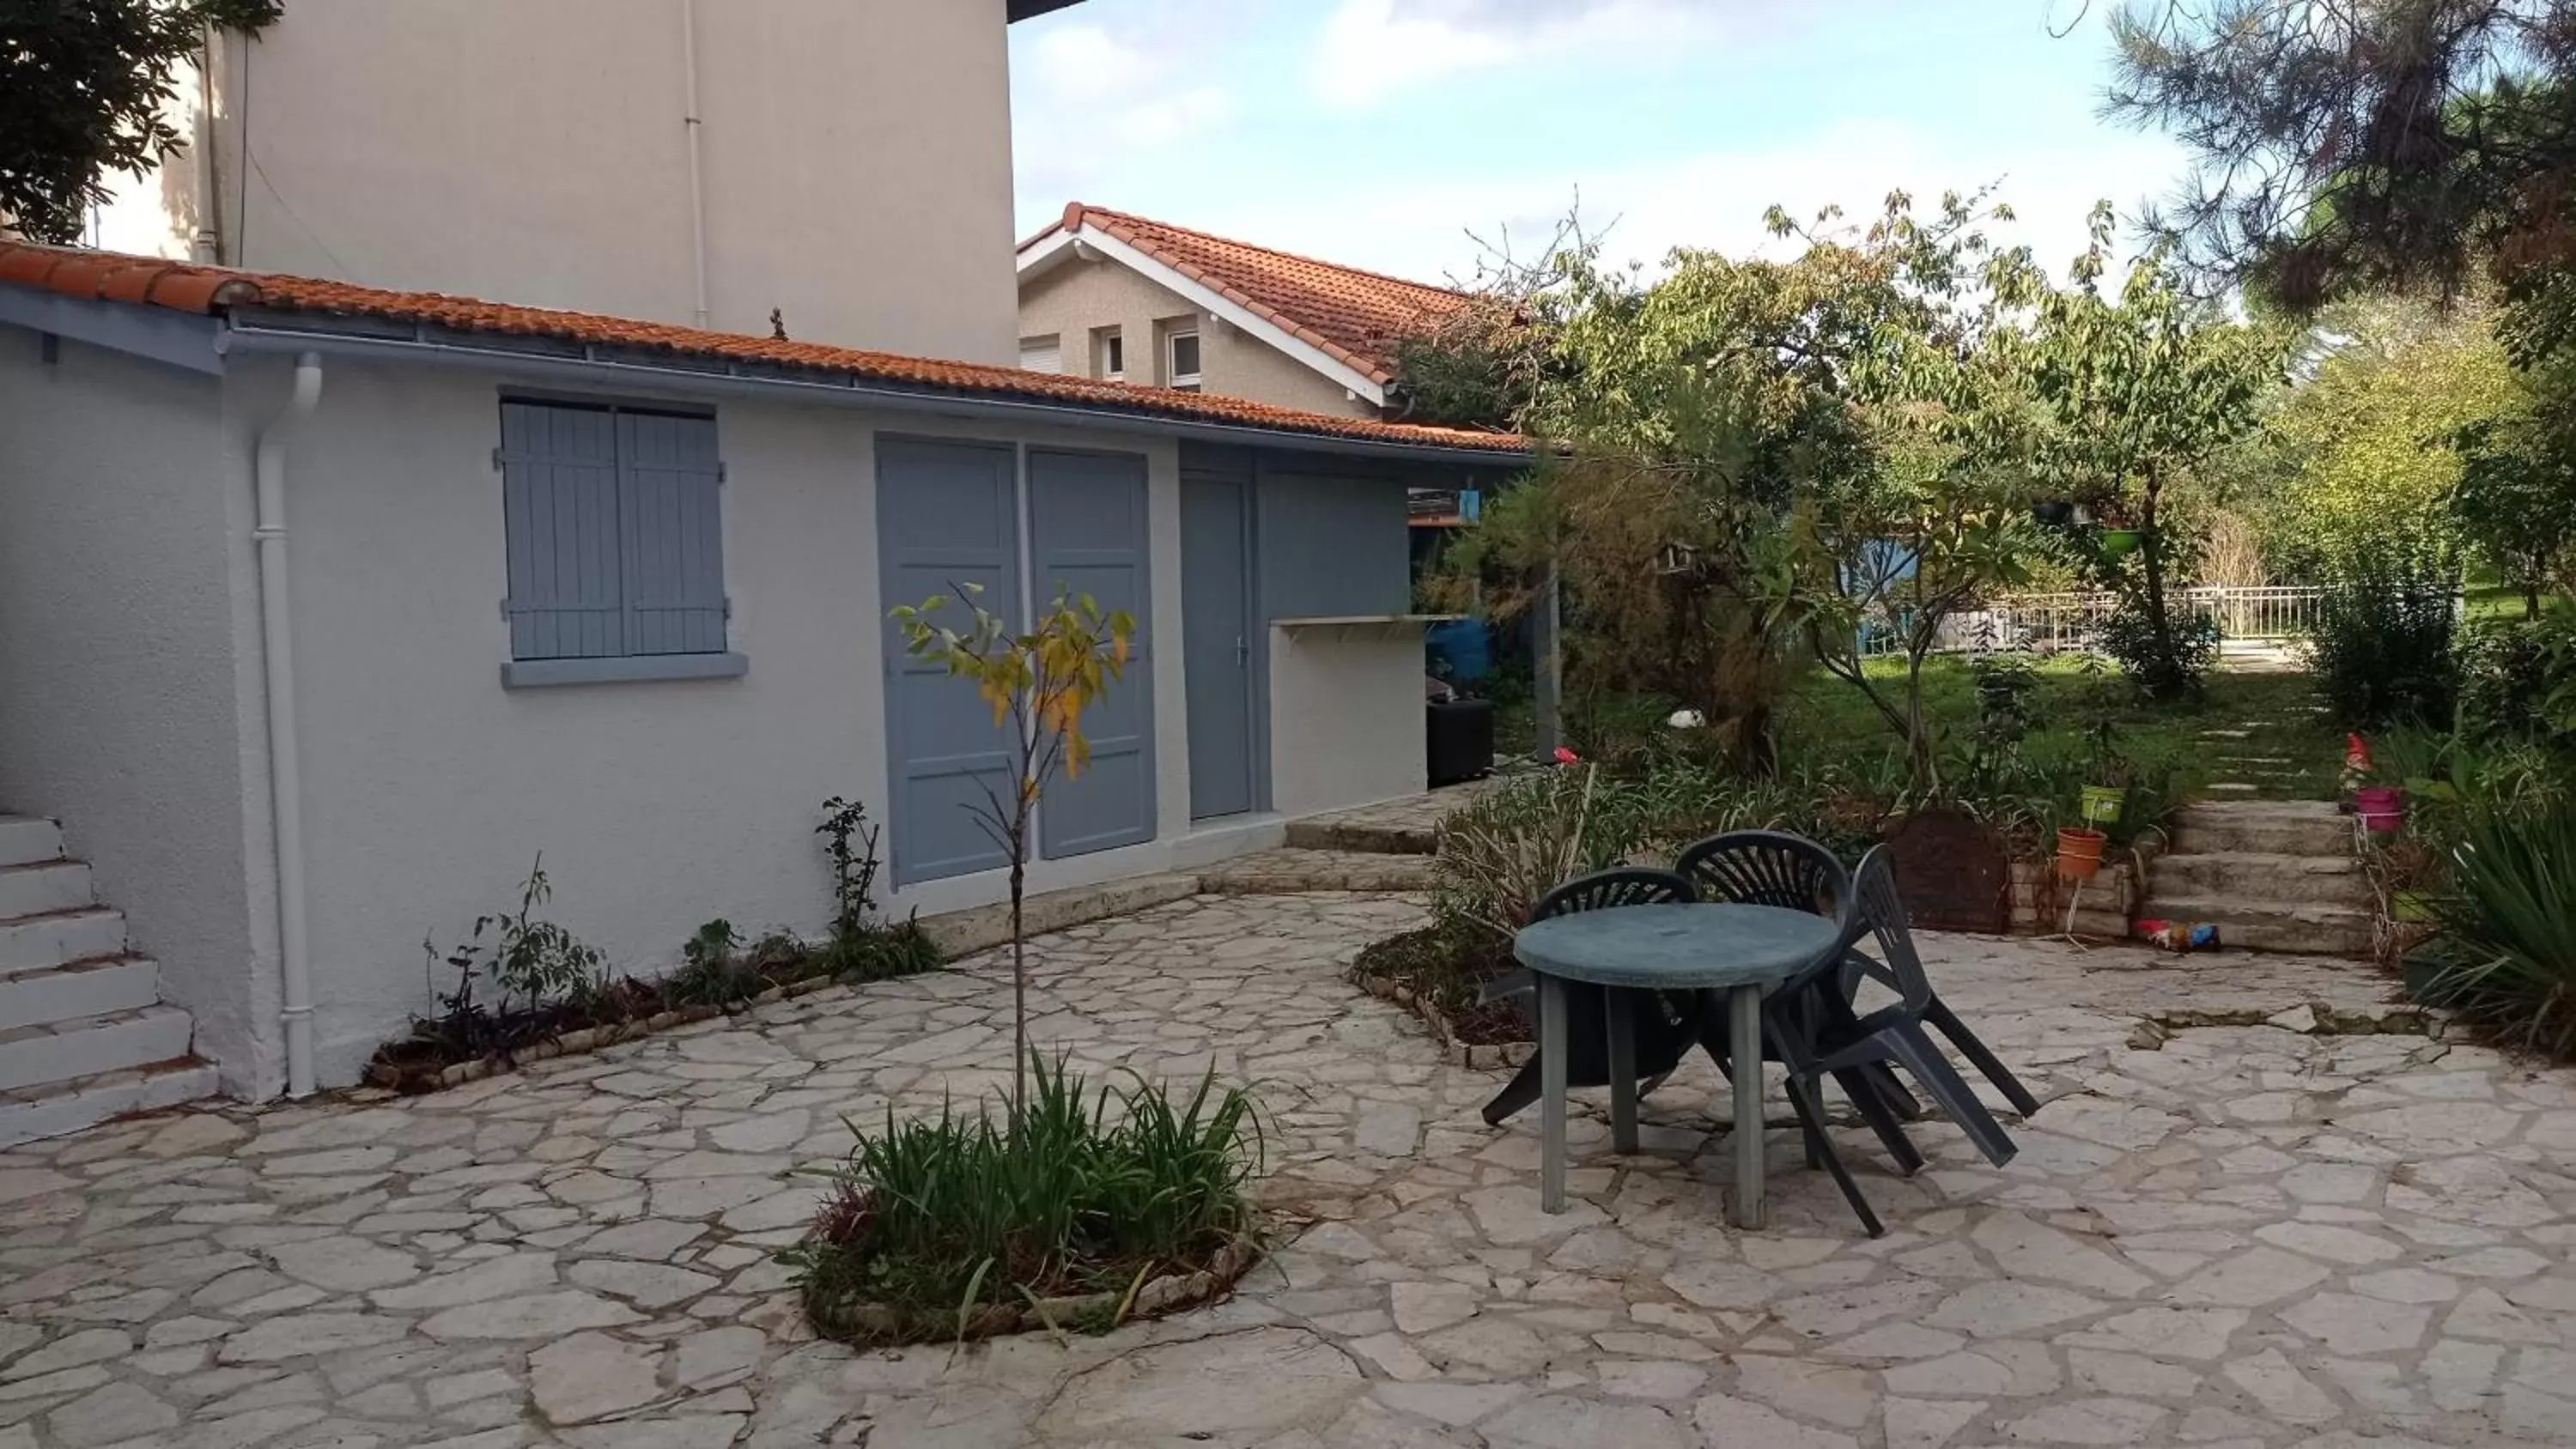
[0,241,1526,458]
[1024,203,1478,386]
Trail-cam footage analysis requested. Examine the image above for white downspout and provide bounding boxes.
[680,0,710,329]
[255,354,324,1097]
[191,23,220,263]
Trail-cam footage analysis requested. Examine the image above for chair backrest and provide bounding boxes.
[1847,845,1934,1015]
[1674,830,1850,918]
[1528,867,1696,925]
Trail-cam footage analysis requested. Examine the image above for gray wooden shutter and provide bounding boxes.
[501,402,625,659]
[618,411,727,654]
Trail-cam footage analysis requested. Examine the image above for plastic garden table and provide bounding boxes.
[1512,902,1842,1228]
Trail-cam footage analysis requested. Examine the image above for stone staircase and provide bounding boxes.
[2139,799,2374,956]
[0,814,217,1146]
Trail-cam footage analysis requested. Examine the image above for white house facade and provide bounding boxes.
[0,248,1518,1129]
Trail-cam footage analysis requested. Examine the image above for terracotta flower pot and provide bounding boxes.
[2057,826,2109,881]
[2354,785,2406,835]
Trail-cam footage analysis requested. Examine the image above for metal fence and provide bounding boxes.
[1857,585,2326,658]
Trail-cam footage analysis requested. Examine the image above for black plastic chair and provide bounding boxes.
[1674,829,1848,916]
[1807,847,2023,1174]
[1681,830,1924,1123]
[1837,858,2044,1121]
[1479,868,1705,1128]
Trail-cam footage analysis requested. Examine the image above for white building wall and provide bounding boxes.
[1266,627,1428,818]
[0,326,271,1094]
[98,1,1021,363]
[255,355,1199,1083]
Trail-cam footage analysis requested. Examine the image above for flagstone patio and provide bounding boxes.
[3,890,2573,1447]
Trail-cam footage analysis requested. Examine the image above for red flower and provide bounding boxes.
[1553,747,1582,766]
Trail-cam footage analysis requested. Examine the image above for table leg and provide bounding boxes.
[1540,973,1568,1215]
[1729,982,1765,1230]
[1606,989,1637,1154]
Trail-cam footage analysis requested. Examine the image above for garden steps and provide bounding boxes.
[0,813,216,1148]
[2142,800,2372,957]
[1199,849,1431,894]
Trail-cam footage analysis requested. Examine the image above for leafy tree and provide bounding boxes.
[2105,0,2576,319]
[1,1,283,246]
[890,583,1133,1118]
[1990,213,2284,699]
[2261,295,2519,575]
[2456,406,2576,617]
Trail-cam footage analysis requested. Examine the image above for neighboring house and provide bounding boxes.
[0,0,1521,1136]
[85,0,1083,364]
[1016,203,1476,421]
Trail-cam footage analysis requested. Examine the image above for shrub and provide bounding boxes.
[416,858,607,1061]
[1431,766,1643,940]
[2413,803,2576,1060]
[2097,592,2222,701]
[789,1056,1261,1341]
[2302,564,2460,730]
[2457,615,2576,745]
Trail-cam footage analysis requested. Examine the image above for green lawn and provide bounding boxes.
[1777,656,2342,802]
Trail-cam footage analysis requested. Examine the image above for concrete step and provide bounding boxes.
[2153,851,2372,906]
[0,956,163,1031]
[0,1003,193,1094]
[0,1058,221,1149]
[0,816,63,870]
[0,908,127,973]
[2170,801,2354,857]
[0,861,94,922]
[2137,894,2376,957]
[1283,818,1436,856]
[1199,848,1433,894]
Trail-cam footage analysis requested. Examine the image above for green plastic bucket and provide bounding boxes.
[2079,785,2128,828]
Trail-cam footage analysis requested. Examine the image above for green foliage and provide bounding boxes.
[892,583,1136,1114]
[2095,593,2221,702]
[2413,804,2576,1061]
[1,0,282,244]
[1989,216,2285,700]
[2258,300,2514,577]
[1431,766,1637,942]
[2303,563,2463,731]
[2454,407,2576,616]
[424,858,606,1026]
[816,796,886,939]
[789,1057,1261,1338]
[2457,615,2576,744]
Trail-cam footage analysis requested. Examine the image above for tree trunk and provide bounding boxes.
[2139,465,2178,697]
[1008,804,1029,1125]
[2527,583,2543,621]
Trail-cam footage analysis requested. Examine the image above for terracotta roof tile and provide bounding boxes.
[0,241,1524,458]
[1027,203,1475,385]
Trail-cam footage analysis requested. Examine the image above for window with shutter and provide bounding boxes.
[500,400,731,668]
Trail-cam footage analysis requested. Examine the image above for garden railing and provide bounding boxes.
[1857,585,2326,658]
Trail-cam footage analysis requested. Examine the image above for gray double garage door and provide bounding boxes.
[878,440,1155,886]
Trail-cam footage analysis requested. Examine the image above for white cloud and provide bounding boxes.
[1312,0,1732,106]
[1011,13,1236,213]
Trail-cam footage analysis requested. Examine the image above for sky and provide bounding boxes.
[1007,0,2196,289]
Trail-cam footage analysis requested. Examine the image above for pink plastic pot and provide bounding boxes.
[2354,785,2406,835]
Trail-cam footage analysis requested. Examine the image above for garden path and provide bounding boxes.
[3,894,2573,1447]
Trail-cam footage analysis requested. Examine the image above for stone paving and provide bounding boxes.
[3,892,2575,1447]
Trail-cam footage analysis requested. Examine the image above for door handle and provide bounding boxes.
[1235,636,1249,665]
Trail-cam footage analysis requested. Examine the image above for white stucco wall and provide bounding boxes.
[0,327,271,1094]
[96,2,1021,363]
[252,355,1198,1083]
[1265,625,1428,818]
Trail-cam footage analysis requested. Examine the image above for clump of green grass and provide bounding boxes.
[787,1055,1262,1343]
[2411,804,2576,1060]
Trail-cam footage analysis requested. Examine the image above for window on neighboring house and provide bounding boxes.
[497,399,736,680]
[1166,328,1202,391]
[1019,334,1061,373]
[1098,328,1125,381]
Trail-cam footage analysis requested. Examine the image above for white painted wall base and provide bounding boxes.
[1266,624,1430,819]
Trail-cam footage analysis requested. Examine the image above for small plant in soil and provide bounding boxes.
[786,1053,1262,1344]
[406,857,608,1066]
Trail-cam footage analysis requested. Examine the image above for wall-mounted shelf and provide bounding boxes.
[1273,613,1463,640]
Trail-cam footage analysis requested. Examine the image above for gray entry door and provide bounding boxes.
[878,439,1023,887]
[1030,450,1156,858]
[1182,473,1257,819]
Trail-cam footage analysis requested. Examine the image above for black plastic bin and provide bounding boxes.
[1426,699,1496,787]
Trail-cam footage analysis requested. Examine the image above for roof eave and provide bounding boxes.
[213,312,1524,467]
[1005,0,1086,21]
